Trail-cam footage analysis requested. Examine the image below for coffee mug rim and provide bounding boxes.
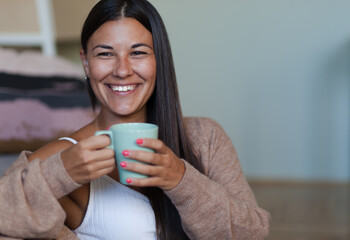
[110,122,158,132]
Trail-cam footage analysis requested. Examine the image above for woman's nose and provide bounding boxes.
[113,56,132,78]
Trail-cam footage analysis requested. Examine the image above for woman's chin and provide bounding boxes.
[110,107,146,121]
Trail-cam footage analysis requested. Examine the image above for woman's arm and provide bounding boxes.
[165,118,271,240]
[0,151,80,239]
[28,135,115,230]
[0,134,115,239]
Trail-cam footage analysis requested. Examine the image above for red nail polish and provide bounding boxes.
[126,178,132,184]
[120,162,127,168]
[136,138,143,145]
[122,150,129,156]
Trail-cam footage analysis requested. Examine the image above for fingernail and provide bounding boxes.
[122,150,129,156]
[136,138,143,145]
[126,178,132,184]
[120,162,127,168]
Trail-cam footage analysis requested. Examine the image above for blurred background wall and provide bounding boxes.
[149,0,350,182]
[1,0,349,182]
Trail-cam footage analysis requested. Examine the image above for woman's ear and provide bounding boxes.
[80,49,90,77]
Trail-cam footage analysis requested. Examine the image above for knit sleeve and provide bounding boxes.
[165,118,271,240]
[0,151,80,239]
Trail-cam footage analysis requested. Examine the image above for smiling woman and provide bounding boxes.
[0,0,270,239]
[81,18,156,122]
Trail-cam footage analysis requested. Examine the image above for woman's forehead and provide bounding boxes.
[87,18,153,49]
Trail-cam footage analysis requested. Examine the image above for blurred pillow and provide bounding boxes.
[0,48,94,153]
[0,72,86,90]
[0,98,95,153]
[0,48,84,78]
[0,86,91,108]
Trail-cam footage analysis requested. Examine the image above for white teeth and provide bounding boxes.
[111,85,137,92]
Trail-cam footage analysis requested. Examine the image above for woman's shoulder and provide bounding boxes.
[184,117,229,142]
[184,117,225,133]
[184,116,219,126]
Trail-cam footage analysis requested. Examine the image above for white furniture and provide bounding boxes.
[0,0,56,56]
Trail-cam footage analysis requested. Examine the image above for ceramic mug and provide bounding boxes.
[95,123,158,184]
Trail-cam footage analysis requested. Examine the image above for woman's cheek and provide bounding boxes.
[136,59,156,80]
[91,63,114,80]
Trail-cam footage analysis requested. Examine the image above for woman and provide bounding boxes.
[29,0,270,239]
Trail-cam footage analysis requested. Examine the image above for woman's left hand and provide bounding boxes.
[120,138,185,191]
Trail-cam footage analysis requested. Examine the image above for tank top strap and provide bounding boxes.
[58,137,78,145]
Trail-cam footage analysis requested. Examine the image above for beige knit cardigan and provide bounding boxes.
[0,117,270,239]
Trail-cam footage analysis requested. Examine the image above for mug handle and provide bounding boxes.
[95,130,114,149]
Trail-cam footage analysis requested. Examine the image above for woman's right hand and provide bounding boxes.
[60,135,115,184]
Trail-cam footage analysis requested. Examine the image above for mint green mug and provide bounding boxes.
[95,123,158,185]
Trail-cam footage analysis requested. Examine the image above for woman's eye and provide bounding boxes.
[131,51,147,56]
[97,52,114,57]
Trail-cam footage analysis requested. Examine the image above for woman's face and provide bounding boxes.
[81,18,156,122]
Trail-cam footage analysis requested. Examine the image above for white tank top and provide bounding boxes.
[58,137,157,240]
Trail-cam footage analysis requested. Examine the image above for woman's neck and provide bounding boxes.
[95,108,147,130]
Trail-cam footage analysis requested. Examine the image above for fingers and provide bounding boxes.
[136,138,167,154]
[80,135,112,150]
[120,139,185,190]
[127,177,164,188]
[123,149,159,165]
[120,159,160,176]
[89,148,115,162]
[76,148,115,178]
[62,142,114,169]
[61,140,115,184]
[68,156,115,184]
[123,138,169,165]
[85,157,115,178]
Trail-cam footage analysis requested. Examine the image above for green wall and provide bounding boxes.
[149,0,350,181]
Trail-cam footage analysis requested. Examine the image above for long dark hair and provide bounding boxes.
[81,0,204,239]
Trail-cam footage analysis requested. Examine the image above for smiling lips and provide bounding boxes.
[109,84,139,92]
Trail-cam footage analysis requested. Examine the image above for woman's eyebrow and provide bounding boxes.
[92,44,113,50]
[131,43,153,49]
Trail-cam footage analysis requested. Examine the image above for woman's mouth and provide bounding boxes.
[108,84,139,93]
